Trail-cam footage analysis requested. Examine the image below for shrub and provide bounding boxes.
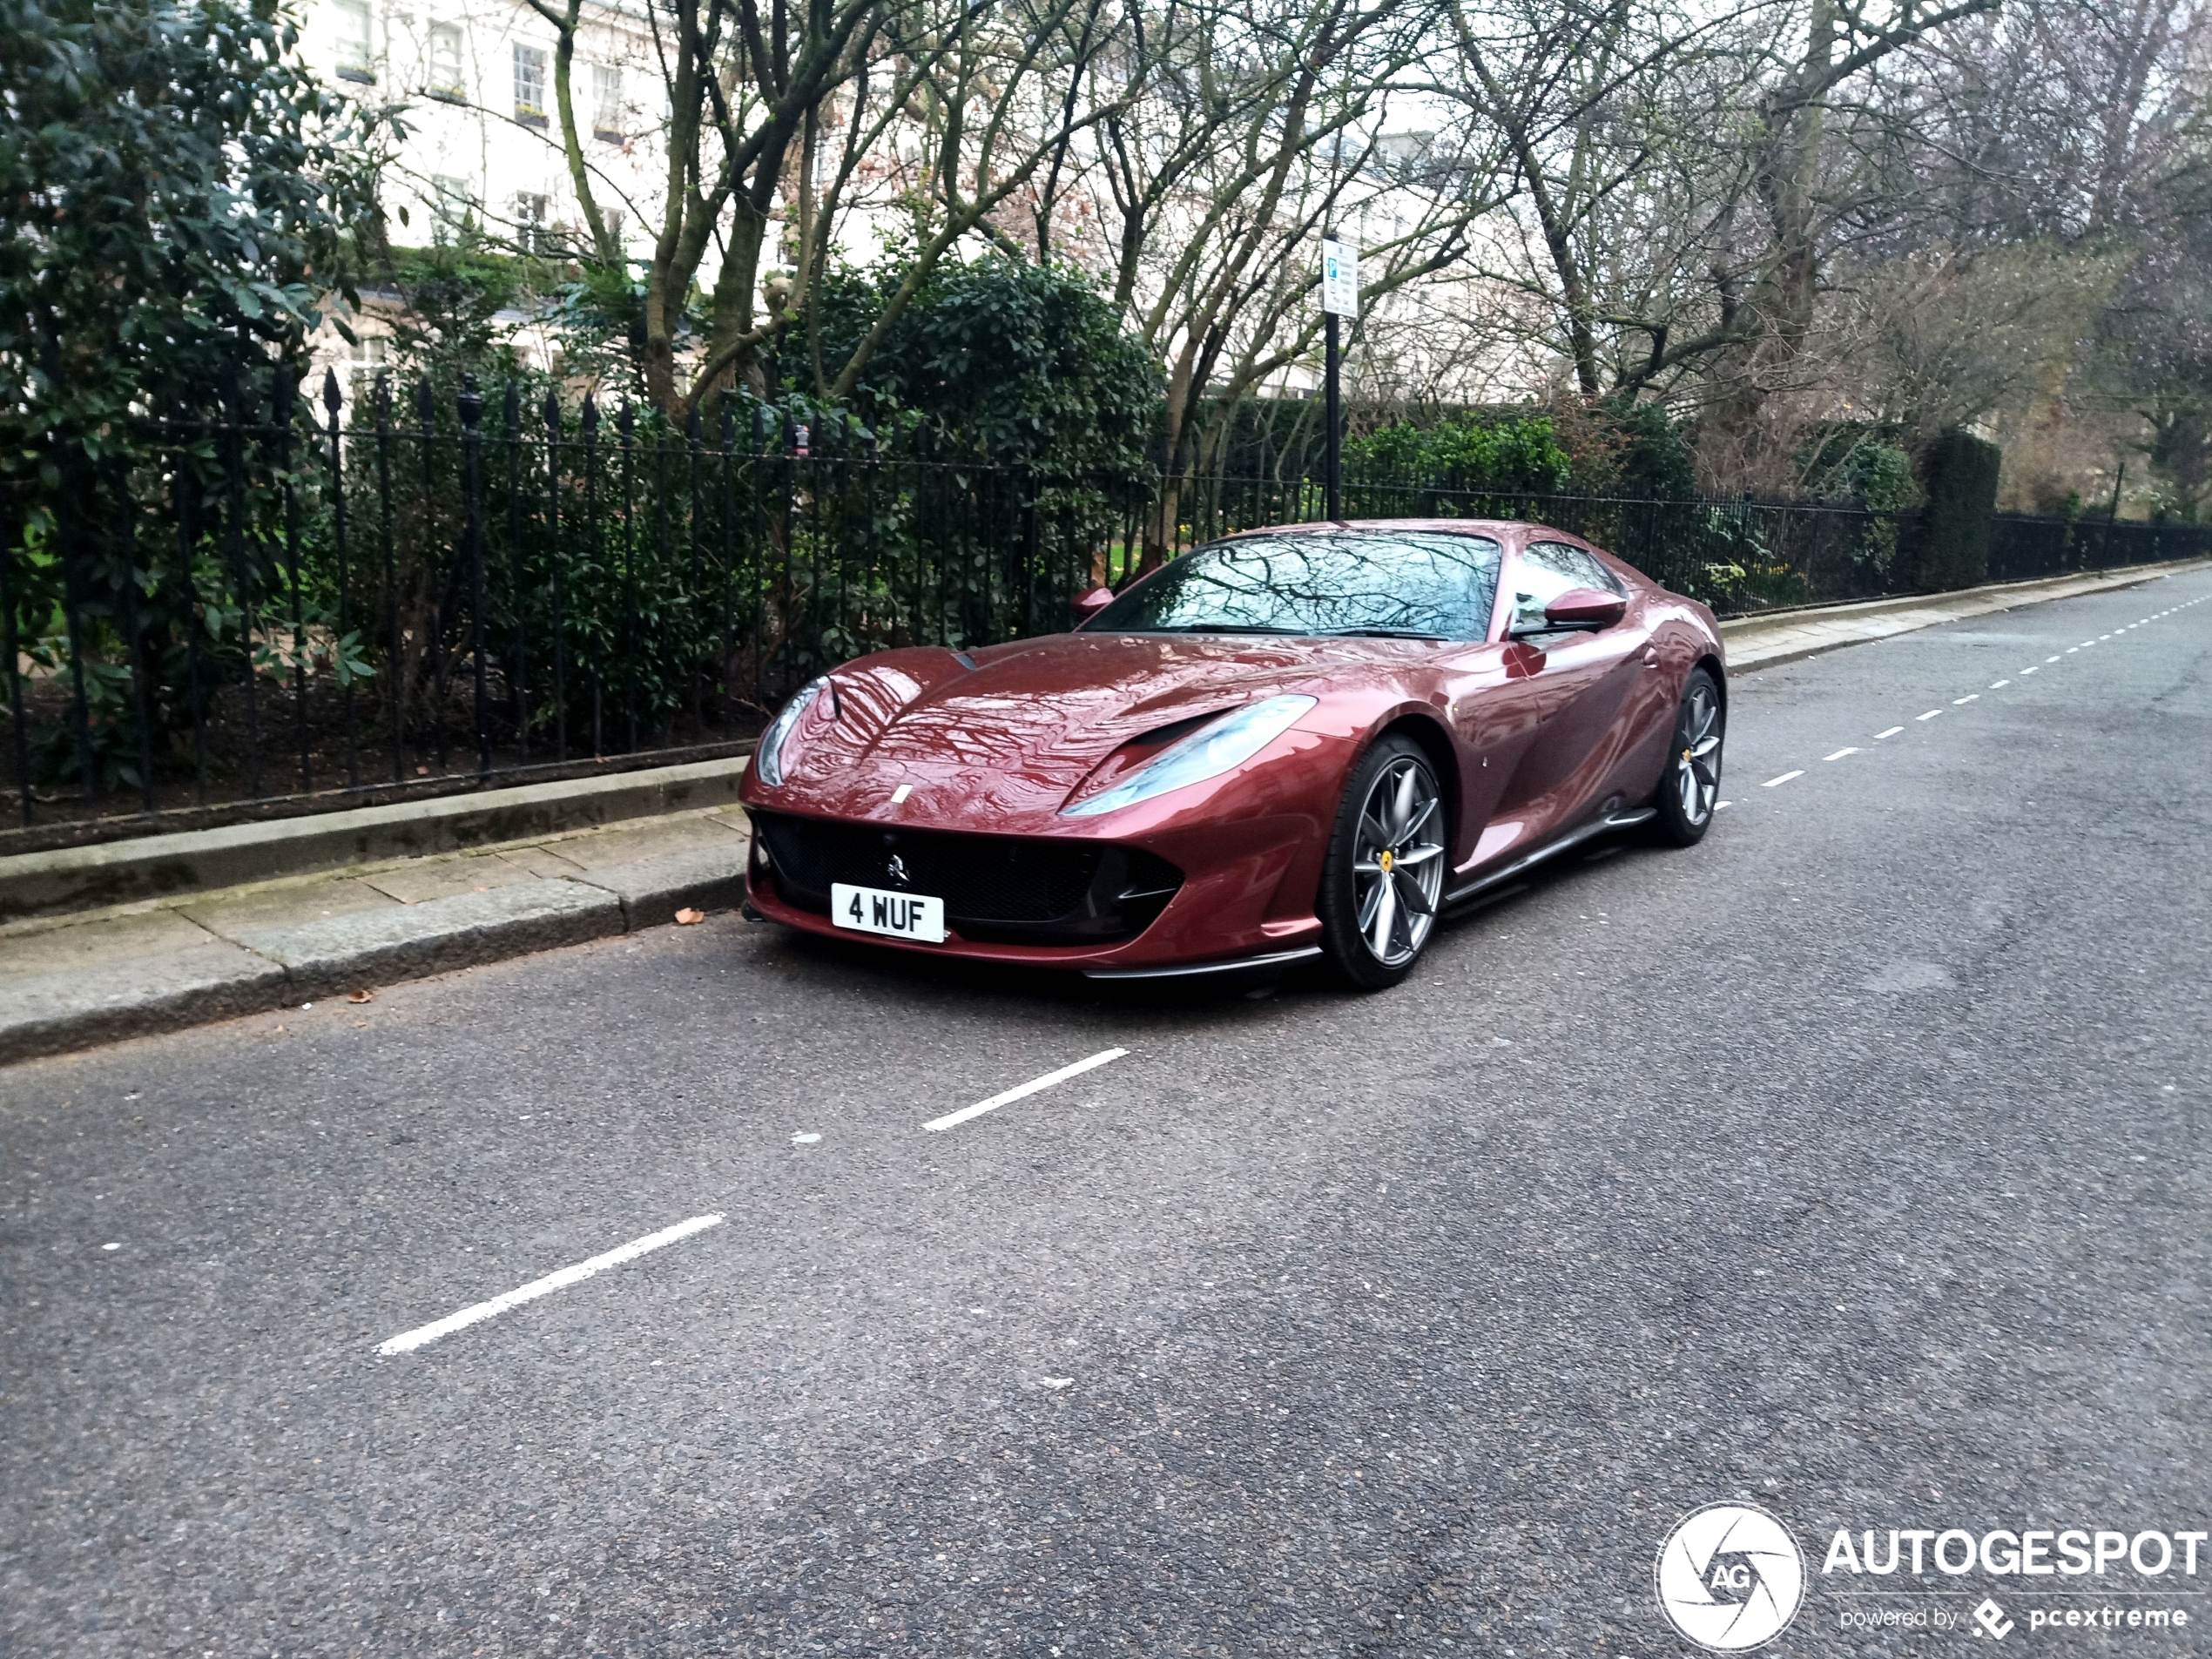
[1917,428,2003,590]
[810,253,1161,484]
[1345,412,1572,494]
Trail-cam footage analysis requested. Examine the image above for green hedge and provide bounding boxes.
[1917,429,2003,590]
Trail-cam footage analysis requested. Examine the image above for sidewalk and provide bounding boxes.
[0,806,750,1063]
[3,555,2200,1066]
[1718,557,2206,670]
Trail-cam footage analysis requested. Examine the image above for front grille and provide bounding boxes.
[751,812,1183,945]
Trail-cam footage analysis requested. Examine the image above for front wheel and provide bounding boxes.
[1651,666,1723,846]
[1318,734,1448,991]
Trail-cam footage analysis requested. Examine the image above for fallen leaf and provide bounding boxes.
[347,988,375,1004]
[674,907,705,925]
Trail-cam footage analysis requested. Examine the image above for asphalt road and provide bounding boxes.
[4,571,2209,1659]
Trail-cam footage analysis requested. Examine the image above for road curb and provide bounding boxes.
[224,881,630,1003]
[0,942,293,1063]
[0,755,751,925]
[0,853,745,1066]
[1718,558,2208,671]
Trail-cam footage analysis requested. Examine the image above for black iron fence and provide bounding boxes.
[4,370,2208,850]
[1176,470,2212,609]
[2,368,1156,846]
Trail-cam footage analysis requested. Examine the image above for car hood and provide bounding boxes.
[765,631,1414,822]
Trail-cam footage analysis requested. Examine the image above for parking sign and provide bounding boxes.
[1321,238,1359,317]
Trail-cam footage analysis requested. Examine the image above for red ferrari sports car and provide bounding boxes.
[738,519,1726,989]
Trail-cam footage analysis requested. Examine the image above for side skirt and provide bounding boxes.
[1440,808,1656,913]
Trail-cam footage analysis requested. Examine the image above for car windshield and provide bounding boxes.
[1087,530,1502,641]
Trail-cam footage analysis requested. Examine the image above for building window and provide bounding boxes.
[513,44,549,126]
[592,63,623,142]
[513,192,551,255]
[348,335,389,393]
[333,0,374,82]
[431,174,475,243]
[428,24,465,101]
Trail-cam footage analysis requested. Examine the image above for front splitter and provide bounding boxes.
[1081,946,1325,981]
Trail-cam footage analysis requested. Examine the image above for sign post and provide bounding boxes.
[1319,237,1359,523]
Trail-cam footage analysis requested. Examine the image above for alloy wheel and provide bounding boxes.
[1352,756,1447,967]
[1674,681,1723,826]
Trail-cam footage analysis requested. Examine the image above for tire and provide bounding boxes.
[1650,666,1724,846]
[1318,733,1448,991]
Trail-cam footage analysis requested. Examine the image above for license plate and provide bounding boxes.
[831,882,948,943]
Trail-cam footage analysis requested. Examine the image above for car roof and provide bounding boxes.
[1218,517,1580,545]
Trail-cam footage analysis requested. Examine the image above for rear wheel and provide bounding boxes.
[1318,735,1447,991]
[1651,667,1723,846]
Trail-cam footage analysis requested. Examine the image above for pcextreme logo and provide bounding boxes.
[1655,1502,1808,1652]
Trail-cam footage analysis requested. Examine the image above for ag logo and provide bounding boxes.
[1654,1502,1806,1651]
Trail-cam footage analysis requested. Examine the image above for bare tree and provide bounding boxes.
[529,0,1140,418]
[1032,0,1487,560]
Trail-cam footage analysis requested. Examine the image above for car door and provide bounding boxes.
[1488,539,1652,831]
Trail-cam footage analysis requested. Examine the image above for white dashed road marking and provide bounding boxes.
[1751,584,2212,790]
[925,1048,1129,1133]
[375,576,2212,1358]
[377,1213,727,1355]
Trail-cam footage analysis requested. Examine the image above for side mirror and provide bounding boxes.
[1072,586,1116,628]
[1512,587,1625,637]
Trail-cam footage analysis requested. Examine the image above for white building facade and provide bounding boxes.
[297,0,671,381]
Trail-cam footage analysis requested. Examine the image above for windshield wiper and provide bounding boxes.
[1316,626,1449,640]
[1134,623,1301,635]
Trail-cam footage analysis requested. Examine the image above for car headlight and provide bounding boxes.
[1062,694,1317,818]
[755,676,829,786]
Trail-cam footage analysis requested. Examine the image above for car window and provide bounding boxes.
[1088,529,1502,641]
[1548,541,1625,596]
[1509,541,1622,632]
